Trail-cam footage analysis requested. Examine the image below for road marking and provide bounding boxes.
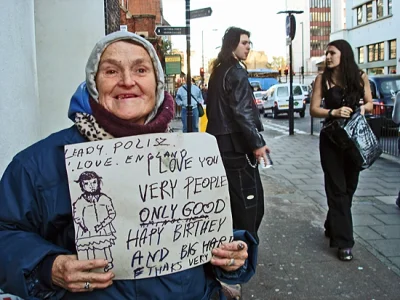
[263,122,308,136]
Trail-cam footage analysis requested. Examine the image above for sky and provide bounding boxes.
[162,0,289,62]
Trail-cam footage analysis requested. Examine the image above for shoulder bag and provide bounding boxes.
[182,86,204,117]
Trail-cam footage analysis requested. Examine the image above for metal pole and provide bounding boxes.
[289,27,294,136]
[202,30,204,70]
[185,0,193,132]
[301,22,304,84]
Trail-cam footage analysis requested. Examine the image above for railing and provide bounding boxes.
[310,104,399,158]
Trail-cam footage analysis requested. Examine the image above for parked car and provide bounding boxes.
[253,91,267,114]
[369,74,400,117]
[263,83,306,118]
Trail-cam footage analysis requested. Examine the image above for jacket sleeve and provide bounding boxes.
[0,158,69,299]
[226,68,266,150]
[393,92,400,124]
[213,230,258,284]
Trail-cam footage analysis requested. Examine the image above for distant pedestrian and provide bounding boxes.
[206,26,269,241]
[310,39,373,261]
[393,92,400,208]
[175,77,204,132]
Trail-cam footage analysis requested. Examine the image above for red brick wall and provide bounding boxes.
[126,0,162,24]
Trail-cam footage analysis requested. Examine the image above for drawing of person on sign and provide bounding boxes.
[73,171,116,272]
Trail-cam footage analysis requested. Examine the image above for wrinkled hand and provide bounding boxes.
[333,106,353,118]
[253,145,271,166]
[52,255,114,292]
[211,241,248,272]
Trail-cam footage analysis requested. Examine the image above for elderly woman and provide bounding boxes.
[0,32,256,299]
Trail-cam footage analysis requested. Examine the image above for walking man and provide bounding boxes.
[175,78,204,132]
[206,27,270,241]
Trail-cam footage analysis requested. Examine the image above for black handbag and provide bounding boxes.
[182,86,205,117]
[343,110,383,169]
[322,109,382,169]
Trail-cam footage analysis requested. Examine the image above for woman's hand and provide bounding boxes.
[332,106,353,118]
[210,241,248,272]
[52,255,114,292]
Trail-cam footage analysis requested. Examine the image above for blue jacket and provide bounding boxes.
[0,83,258,299]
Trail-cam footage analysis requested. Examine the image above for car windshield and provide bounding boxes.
[253,91,267,99]
[378,79,400,96]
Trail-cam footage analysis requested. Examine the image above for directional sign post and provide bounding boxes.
[155,26,188,36]
[189,7,212,19]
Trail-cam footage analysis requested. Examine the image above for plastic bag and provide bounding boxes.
[344,111,383,170]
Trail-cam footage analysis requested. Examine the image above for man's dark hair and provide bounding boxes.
[322,39,364,107]
[211,27,250,72]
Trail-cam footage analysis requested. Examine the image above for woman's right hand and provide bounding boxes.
[332,106,353,118]
[52,255,114,292]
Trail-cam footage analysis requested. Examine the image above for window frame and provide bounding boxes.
[357,6,363,25]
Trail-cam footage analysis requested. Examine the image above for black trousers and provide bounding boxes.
[220,152,264,241]
[320,132,360,249]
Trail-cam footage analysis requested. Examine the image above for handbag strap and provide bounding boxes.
[182,85,199,105]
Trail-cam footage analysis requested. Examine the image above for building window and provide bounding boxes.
[388,0,392,15]
[366,2,373,22]
[367,67,384,75]
[357,7,363,25]
[368,42,384,62]
[358,47,364,64]
[377,0,383,18]
[389,40,396,59]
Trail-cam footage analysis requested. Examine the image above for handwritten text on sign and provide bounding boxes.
[65,133,233,280]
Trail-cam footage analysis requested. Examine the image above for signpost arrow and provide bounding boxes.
[155,26,188,36]
[189,7,212,19]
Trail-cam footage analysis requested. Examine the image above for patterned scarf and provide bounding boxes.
[75,92,175,141]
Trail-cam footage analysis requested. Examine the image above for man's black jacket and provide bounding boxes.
[206,61,265,152]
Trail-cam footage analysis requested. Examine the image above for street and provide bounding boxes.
[262,105,319,136]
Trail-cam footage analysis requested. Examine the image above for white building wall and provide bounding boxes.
[0,1,40,175]
[0,1,107,176]
[35,0,105,138]
[340,0,399,74]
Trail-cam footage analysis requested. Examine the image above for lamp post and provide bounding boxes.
[300,21,305,84]
[201,29,217,84]
[278,10,304,135]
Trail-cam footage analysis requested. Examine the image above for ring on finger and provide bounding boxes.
[84,281,91,290]
[227,258,235,266]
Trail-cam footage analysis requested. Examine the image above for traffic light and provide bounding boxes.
[284,67,288,76]
[300,66,304,75]
[200,67,205,77]
[278,68,282,76]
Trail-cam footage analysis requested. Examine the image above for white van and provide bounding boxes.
[263,83,307,118]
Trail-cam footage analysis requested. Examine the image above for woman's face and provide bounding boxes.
[232,34,251,61]
[325,45,341,69]
[96,41,157,124]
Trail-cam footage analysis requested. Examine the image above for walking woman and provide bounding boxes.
[310,39,373,261]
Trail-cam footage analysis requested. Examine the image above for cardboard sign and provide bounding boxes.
[65,133,233,280]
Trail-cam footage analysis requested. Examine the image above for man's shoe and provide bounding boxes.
[338,248,353,261]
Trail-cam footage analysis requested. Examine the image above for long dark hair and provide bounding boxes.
[322,39,364,107]
[211,27,250,72]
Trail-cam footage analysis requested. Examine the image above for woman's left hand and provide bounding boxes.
[210,241,248,272]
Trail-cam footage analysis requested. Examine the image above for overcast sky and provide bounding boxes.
[162,0,289,60]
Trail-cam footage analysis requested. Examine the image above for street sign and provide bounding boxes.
[190,7,212,19]
[155,26,188,36]
[165,55,182,75]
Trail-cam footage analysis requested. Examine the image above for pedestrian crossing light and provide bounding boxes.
[284,67,289,76]
[200,67,205,77]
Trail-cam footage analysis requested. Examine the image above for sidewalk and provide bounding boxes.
[172,118,400,299]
